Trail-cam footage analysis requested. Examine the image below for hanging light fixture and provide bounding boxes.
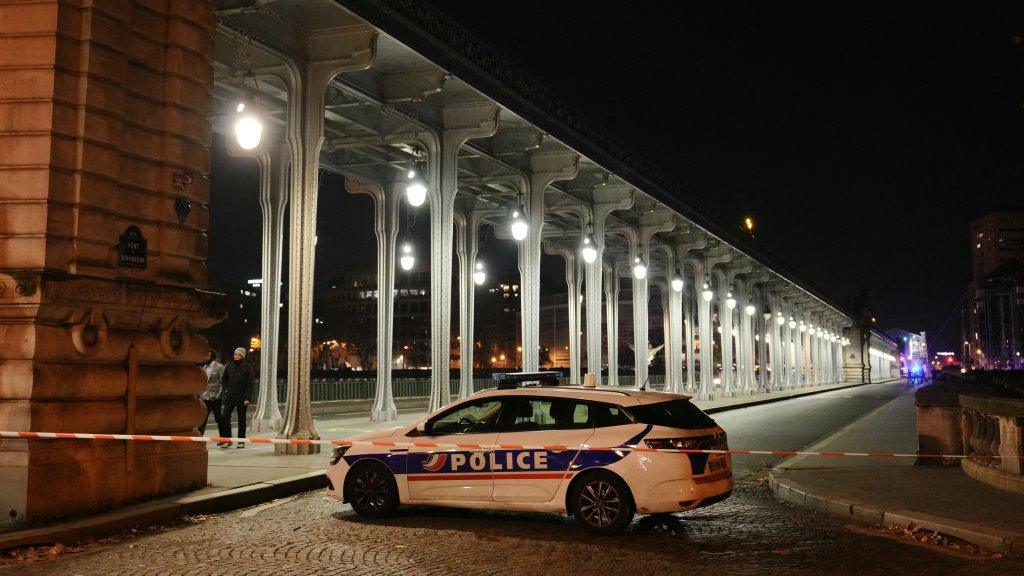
[671,273,684,292]
[580,233,597,264]
[473,261,486,285]
[788,317,796,329]
[701,279,713,302]
[776,312,786,326]
[405,164,427,207]
[632,255,647,280]
[745,303,756,316]
[234,101,264,150]
[399,243,415,271]
[799,321,807,332]
[726,291,737,310]
[510,195,528,241]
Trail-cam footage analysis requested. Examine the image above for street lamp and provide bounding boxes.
[399,243,415,271]
[405,165,427,207]
[233,102,263,150]
[701,281,713,302]
[671,274,684,292]
[473,261,486,285]
[580,233,597,264]
[632,255,647,280]
[510,196,528,241]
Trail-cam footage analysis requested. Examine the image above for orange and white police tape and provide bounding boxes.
[0,430,1005,461]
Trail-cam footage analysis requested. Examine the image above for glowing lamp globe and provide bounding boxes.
[671,275,684,292]
[580,235,597,264]
[510,206,528,241]
[233,102,263,150]
[632,259,647,280]
[399,244,415,271]
[473,261,486,285]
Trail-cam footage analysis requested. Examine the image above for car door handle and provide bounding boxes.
[389,448,408,453]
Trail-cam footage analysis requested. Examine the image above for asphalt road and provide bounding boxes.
[5,381,1021,575]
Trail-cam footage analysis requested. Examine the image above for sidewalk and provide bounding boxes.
[0,380,869,550]
[770,388,1024,556]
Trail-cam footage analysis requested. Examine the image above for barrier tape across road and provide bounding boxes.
[0,430,1006,461]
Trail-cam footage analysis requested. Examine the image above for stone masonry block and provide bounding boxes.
[0,3,58,35]
[0,36,57,68]
[0,69,57,101]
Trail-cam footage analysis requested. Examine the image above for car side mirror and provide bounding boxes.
[416,421,427,434]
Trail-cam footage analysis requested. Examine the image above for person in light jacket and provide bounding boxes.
[198,350,224,436]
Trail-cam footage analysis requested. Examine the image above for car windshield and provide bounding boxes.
[626,399,717,430]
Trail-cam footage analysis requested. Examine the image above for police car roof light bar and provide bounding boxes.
[493,371,563,389]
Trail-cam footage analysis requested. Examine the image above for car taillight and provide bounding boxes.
[645,438,702,450]
[645,433,728,451]
[330,445,350,465]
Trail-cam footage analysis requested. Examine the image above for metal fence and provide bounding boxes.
[259,374,665,403]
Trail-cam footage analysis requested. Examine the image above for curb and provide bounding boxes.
[768,472,1024,557]
[0,471,327,552]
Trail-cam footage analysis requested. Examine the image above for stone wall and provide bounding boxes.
[0,0,221,526]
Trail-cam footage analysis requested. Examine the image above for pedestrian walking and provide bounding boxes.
[219,347,255,448]
[198,350,224,435]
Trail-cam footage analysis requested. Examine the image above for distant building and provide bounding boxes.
[970,211,1024,281]
[962,259,1024,370]
[316,269,431,370]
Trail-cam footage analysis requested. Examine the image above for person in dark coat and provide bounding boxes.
[198,350,224,435]
[219,347,255,448]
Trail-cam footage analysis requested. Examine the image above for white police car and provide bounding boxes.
[325,376,732,533]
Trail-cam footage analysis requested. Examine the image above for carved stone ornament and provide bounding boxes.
[70,309,109,357]
[159,317,190,359]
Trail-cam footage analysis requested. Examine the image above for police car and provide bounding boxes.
[325,373,732,533]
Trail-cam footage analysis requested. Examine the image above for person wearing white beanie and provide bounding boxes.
[218,346,255,448]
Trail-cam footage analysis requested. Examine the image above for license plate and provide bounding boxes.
[705,456,727,474]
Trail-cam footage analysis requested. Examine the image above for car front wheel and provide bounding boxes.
[570,472,634,534]
[346,461,399,518]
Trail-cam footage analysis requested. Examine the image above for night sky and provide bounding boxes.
[209,3,1024,354]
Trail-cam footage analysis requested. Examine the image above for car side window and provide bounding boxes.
[499,397,592,431]
[428,399,503,436]
[588,402,633,428]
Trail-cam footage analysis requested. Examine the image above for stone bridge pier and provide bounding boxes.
[0,0,221,525]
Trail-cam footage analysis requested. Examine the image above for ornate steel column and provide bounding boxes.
[226,136,288,433]
[545,242,582,384]
[454,205,494,399]
[518,151,579,373]
[676,234,707,394]
[345,177,403,420]
[280,26,378,454]
[583,187,633,384]
[603,262,620,386]
[683,283,696,393]
[423,103,500,413]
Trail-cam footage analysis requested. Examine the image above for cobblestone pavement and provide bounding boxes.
[4,478,1022,576]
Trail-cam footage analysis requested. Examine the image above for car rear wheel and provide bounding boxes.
[570,472,634,534]
[346,461,399,518]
